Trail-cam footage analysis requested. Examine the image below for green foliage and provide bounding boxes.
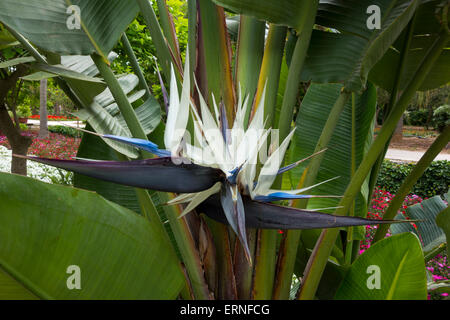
[404,109,429,126]
[377,160,450,198]
[335,233,427,300]
[15,104,31,118]
[48,125,82,138]
[112,0,188,104]
[433,105,450,133]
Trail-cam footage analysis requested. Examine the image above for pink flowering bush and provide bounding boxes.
[0,131,80,160]
[362,187,449,300]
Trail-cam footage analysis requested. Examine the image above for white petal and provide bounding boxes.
[177,182,221,219]
[262,177,340,196]
[253,129,296,195]
[164,50,191,152]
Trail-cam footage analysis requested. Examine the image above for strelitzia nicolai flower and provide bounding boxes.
[20,52,410,263]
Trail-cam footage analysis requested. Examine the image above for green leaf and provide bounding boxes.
[335,233,427,300]
[301,0,421,92]
[369,0,450,92]
[289,83,376,229]
[21,71,57,81]
[0,0,139,61]
[0,56,35,69]
[212,0,314,32]
[0,268,38,300]
[392,195,448,256]
[436,206,450,258]
[0,172,183,299]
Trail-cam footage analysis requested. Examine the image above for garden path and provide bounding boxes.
[385,149,450,162]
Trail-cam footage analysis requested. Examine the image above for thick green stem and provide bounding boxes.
[197,0,235,123]
[298,32,449,300]
[121,33,152,100]
[277,0,318,141]
[254,24,287,129]
[273,89,351,300]
[137,0,177,82]
[92,54,148,142]
[367,16,415,202]
[234,15,265,127]
[344,93,357,266]
[247,25,287,301]
[187,0,197,88]
[156,0,182,69]
[92,54,210,300]
[373,125,450,243]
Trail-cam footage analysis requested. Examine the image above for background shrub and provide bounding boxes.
[404,109,429,126]
[432,105,449,133]
[48,125,82,138]
[376,160,450,198]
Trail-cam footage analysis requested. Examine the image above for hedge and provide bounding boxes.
[376,160,449,198]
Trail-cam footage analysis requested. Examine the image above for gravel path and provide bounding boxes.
[385,149,450,162]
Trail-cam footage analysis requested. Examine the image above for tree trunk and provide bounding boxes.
[0,107,32,175]
[391,114,404,143]
[39,79,49,139]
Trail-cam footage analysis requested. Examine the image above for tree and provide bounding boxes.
[38,78,48,139]
[0,26,33,175]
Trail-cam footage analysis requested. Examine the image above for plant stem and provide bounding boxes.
[367,15,416,202]
[156,0,183,70]
[187,0,197,88]
[297,32,449,300]
[121,33,152,100]
[373,125,450,243]
[254,24,287,129]
[137,0,178,82]
[197,0,235,123]
[234,15,265,127]
[277,0,318,142]
[247,25,287,301]
[344,93,357,266]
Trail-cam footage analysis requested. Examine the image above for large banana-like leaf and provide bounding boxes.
[0,0,139,61]
[392,195,448,256]
[289,83,376,240]
[0,27,19,50]
[0,173,184,299]
[335,233,427,300]
[212,0,314,32]
[369,0,450,92]
[436,205,450,258]
[301,0,421,92]
[198,0,235,121]
[62,54,161,158]
[0,268,37,300]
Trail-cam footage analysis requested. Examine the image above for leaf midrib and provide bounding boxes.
[386,249,409,300]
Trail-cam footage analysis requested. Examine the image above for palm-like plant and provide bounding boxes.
[0,0,449,300]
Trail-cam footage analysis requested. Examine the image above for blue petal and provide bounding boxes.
[227,166,242,184]
[254,192,317,202]
[103,134,171,157]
